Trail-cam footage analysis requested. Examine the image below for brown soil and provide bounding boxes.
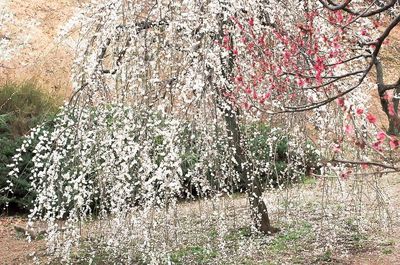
[0,0,84,96]
[0,217,45,265]
[368,19,400,130]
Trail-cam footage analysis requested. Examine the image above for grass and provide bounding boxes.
[64,241,145,265]
[342,218,369,250]
[0,81,61,135]
[317,250,333,262]
[225,226,252,241]
[379,239,395,255]
[30,174,398,265]
[301,176,317,186]
[268,221,313,254]
[381,248,393,255]
[170,245,218,264]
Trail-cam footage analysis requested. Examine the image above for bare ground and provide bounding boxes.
[0,174,399,265]
[0,217,45,265]
[351,174,400,265]
[0,0,84,95]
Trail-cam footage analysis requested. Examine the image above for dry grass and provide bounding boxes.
[0,0,86,97]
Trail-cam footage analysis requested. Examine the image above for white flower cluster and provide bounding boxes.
[0,0,15,62]
[5,0,390,263]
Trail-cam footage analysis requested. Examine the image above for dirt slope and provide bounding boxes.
[0,0,84,96]
[0,217,44,265]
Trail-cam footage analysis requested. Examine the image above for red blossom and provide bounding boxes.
[377,131,386,141]
[248,17,254,27]
[252,90,258,100]
[390,137,399,150]
[223,35,230,45]
[366,113,377,124]
[373,19,381,28]
[360,28,368,36]
[340,169,352,180]
[372,141,383,151]
[356,108,364,115]
[337,97,345,107]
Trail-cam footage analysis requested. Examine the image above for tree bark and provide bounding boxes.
[375,58,400,135]
[222,104,279,234]
[213,5,278,234]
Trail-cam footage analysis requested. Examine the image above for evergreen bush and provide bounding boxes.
[0,82,59,214]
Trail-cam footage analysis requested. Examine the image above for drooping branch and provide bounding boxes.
[318,0,352,11]
[281,14,400,113]
[330,158,399,170]
[319,0,398,17]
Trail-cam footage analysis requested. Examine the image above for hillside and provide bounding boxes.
[0,0,84,96]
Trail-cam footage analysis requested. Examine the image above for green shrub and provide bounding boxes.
[1,88,320,212]
[178,122,320,196]
[245,123,320,188]
[0,82,60,214]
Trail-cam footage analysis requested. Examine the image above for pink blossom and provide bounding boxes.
[337,97,345,107]
[333,144,341,153]
[390,137,399,150]
[366,113,377,124]
[389,103,396,116]
[356,108,364,115]
[243,101,250,110]
[377,131,386,141]
[345,124,353,135]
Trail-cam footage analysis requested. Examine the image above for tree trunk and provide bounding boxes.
[213,5,278,234]
[387,111,400,135]
[378,88,400,136]
[375,58,400,135]
[223,106,279,234]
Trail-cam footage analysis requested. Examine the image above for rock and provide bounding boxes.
[13,224,46,240]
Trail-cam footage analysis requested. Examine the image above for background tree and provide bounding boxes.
[229,1,399,132]
[226,0,399,170]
